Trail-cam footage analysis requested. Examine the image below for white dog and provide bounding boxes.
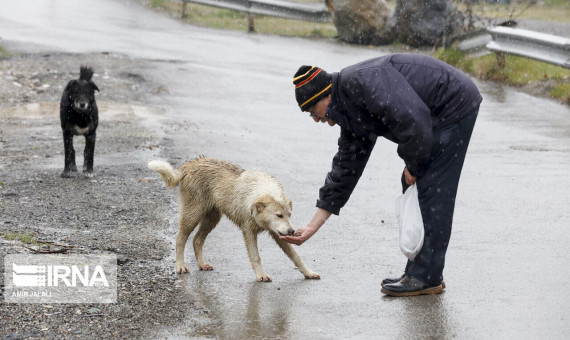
[148,156,320,282]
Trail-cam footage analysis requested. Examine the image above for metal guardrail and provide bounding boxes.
[456,29,492,58]
[458,26,569,69]
[486,26,570,69]
[181,0,332,23]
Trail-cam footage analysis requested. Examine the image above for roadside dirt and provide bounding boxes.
[0,50,194,339]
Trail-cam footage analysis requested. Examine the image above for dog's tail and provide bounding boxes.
[148,160,184,188]
[80,66,94,81]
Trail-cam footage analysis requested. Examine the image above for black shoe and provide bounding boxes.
[381,275,443,297]
[381,274,405,287]
[382,274,446,289]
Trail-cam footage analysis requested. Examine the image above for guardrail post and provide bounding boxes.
[248,13,255,32]
[182,2,188,18]
[246,1,255,32]
[496,52,506,70]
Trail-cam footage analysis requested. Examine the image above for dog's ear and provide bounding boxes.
[90,81,100,92]
[251,201,266,216]
[65,79,77,90]
[288,199,292,211]
[250,195,273,216]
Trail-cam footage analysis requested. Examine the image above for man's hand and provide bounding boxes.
[279,208,332,246]
[404,167,417,185]
[279,224,318,246]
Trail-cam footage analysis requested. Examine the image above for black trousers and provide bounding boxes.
[401,108,479,285]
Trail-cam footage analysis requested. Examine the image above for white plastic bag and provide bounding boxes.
[395,184,424,261]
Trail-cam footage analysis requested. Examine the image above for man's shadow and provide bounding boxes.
[392,294,456,338]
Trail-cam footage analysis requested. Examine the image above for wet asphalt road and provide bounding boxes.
[1,0,569,338]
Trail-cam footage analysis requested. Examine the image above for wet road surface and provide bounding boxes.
[1,0,569,338]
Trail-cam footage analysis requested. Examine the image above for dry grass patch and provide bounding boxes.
[149,0,336,38]
[435,47,570,104]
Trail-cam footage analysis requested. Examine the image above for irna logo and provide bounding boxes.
[12,263,109,287]
[4,254,117,304]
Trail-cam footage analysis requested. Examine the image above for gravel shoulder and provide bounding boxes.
[0,49,194,339]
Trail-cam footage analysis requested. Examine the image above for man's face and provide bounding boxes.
[307,95,335,126]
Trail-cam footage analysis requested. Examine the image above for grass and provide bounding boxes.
[3,232,43,246]
[434,48,570,103]
[455,0,570,22]
[551,83,570,101]
[150,0,336,38]
[0,45,10,58]
[434,47,475,73]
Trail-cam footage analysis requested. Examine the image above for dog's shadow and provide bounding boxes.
[242,284,291,338]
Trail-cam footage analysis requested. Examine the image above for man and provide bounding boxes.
[280,54,482,297]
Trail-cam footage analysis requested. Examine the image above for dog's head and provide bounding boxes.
[250,195,294,236]
[66,68,99,112]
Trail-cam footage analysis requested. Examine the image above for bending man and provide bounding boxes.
[280,54,482,297]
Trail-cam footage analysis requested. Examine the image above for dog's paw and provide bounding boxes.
[60,171,73,178]
[256,274,272,282]
[84,172,94,179]
[199,263,214,271]
[176,264,190,274]
[304,272,321,280]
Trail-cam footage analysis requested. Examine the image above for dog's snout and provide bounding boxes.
[74,100,89,110]
[278,228,295,237]
[283,228,295,236]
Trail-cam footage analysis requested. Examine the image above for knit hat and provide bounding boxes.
[293,65,332,111]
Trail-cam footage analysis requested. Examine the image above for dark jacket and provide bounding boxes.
[317,54,482,215]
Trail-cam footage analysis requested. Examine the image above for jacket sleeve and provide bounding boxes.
[354,67,433,177]
[317,130,376,215]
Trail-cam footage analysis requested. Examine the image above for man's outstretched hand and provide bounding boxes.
[279,224,318,246]
[279,208,332,246]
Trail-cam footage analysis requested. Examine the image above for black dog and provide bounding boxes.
[60,66,100,178]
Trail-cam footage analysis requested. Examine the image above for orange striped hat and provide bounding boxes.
[293,65,332,111]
